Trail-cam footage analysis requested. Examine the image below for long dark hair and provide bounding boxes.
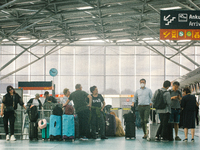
[6,85,16,95]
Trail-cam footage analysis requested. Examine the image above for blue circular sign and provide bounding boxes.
[49,68,58,77]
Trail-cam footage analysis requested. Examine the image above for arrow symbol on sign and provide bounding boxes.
[164,15,170,21]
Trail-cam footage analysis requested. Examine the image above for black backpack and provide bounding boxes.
[52,105,63,116]
[28,106,38,122]
[153,89,168,109]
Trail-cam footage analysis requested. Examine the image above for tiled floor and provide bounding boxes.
[0,126,199,150]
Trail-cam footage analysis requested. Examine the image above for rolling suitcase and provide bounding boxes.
[124,107,136,139]
[105,114,116,136]
[29,122,38,140]
[28,106,38,122]
[147,107,159,141]
[42,123,49,140]
[49,115,62,141]
[62,115,75,141]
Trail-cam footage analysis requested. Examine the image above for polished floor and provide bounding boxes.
[0,126,199,150]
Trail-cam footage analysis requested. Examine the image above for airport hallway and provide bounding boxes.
[0,126,199,150]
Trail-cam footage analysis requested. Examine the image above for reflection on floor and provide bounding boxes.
[0,126,199,150]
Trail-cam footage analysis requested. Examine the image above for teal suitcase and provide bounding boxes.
[42,123,49,140]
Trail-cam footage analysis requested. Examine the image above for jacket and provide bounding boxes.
[27,98,42,110]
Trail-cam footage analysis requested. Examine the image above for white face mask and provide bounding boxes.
[140,83,145,88]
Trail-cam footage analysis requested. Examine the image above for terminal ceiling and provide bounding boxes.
[0,0,200,80]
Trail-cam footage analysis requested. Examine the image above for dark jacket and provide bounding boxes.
[3,93,24,110]
[27,98,42,110]
[181,94,196,112]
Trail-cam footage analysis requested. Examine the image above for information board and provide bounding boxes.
[160,10,200,40]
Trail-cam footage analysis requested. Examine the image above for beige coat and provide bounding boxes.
[115,117,125,137]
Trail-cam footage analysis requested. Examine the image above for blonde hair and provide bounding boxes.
[110,111,117,117]
[63,88,69,95]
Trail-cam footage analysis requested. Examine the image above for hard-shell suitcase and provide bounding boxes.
[105,114,116,136]
[62,115,75,141]
[29,122,38,140]
[49,115,62,141]
[42,123,49,140]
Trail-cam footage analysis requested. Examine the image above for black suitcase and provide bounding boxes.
[29,122,38,140]
[105,114,116,136]
[28,106,38,122]
[123,107,136,139]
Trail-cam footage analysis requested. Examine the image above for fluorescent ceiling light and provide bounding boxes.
[177,40,191,42]
[160,6,182,10]
[77,6,93,10]
[17,39,43,43]
[80,37,97,40]
[2,39,9,42]
[112,29,123,31]
[79,40,105,43]
[146,40,159,43]
[142,37,154,40]
[117,39,132,42]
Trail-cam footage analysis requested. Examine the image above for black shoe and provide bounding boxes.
[92,136,97,139]
[101,136,108,139]
[155,137,160,142]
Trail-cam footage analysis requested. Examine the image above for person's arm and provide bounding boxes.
[1,103,4,117]
[166,92,171,106]
[87,94,92,109]
[63,99,70,107]
[149,89,153,106]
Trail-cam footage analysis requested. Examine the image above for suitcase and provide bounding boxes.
[29,122,38,140]
[62,115,75,141]
[28,106,38,122]
[49,115,62,141]
[124,107,136,139]
[105,114,116,136]
[64,105,74,115]
[42,123,49,140]
[147,108,159,141]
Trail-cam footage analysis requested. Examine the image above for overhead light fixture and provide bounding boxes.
[177,40,191,42]
[111,29,123,31]
[80,37,97,40]
[2,39,9,42]
[117,39,132,42]
[142,37,154,40]
[160,6,182,10]
[79,40,105,43]
[145,40,159,43]
[77,6,93,10]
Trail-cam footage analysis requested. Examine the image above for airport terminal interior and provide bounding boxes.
[1,0,200,149]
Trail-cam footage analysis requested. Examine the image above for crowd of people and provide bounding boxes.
[0,80,199,142]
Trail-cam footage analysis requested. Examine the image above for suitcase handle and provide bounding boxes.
[54,121,56,127]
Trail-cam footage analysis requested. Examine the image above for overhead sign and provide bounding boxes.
[18,81,53,90]
[160,10,200,40]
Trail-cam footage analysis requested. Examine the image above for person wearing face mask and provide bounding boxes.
[131,79,152,139]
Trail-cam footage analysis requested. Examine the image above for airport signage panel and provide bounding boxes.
[160,10,200,40]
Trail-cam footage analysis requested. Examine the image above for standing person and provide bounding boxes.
[152,80,171,141]
[0,86,26,141]
[62,88,72,105]
[63,84,92,140]
[131,79,152,139]
[181,87,196,142]
[44,91,57,103]
[90,86,108,139]
[169,81,182,141]
[27,93,42,118]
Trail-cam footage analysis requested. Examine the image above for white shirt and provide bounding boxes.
[32,98,39,109]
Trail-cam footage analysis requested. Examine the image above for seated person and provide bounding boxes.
[110,111,125,137]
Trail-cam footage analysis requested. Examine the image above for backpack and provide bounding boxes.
[153,89,168,109]
[28,106,38,122]
[52,105,63,116]
[64,105,74,115]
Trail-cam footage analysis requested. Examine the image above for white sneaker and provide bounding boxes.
[6,135,9,141]
[126,137,130,140]
[10,135,16,141]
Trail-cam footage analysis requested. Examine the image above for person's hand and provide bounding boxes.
[0,111,3,117]
[101,108,104,112]
[131,103,134,107]
[87,105,91,111]
[171,96,177,100]
[150,103,152,106]
[30,105,34,108]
